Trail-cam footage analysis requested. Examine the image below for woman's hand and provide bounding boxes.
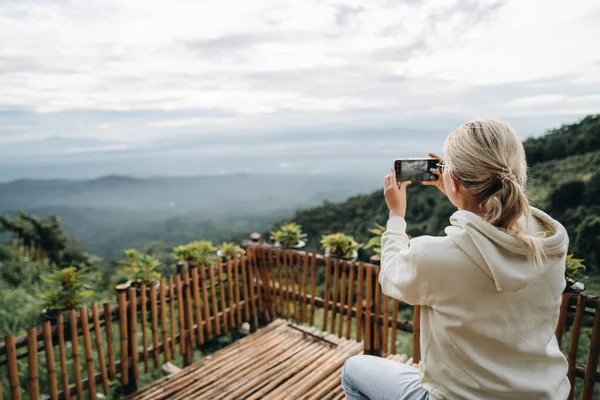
[422,153,446,195]
[384,168,411,218]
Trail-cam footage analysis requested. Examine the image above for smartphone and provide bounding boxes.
[394,158,439,182]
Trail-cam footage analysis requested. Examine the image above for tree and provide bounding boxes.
[549,180,586,213]
[575,215,600,272]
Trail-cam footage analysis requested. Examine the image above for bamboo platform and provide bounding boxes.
[126,319,413,400]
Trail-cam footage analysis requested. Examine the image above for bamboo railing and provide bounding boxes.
[1,244,600,399]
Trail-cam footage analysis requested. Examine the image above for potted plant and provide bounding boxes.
[564,254,586,293]
[173,240,218,274]
[320,233,362,261]
[364,223,386,264]
[270,222,307,249]
[217,242,245,260]
[118,249,161,290]
[39,266,95,321]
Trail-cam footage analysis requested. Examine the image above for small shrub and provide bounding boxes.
[270,223,307,248]
[320,233,362,259]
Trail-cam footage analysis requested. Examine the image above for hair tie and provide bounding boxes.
[498,167,516,183]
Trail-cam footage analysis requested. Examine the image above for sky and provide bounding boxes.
[0,0,599,180]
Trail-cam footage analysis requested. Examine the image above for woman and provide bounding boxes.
[341,119,570,400]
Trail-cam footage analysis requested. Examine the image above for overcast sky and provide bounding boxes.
[0,0,599,178]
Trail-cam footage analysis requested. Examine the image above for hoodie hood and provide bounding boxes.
[445,207,569,292]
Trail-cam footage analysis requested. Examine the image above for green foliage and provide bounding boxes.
[219,242,245,258]
[173,241,217,265]
[270,222,307,248]
[549,180,586,212]
[118,249,162,286]
[320,233,362,259]
[39,266,94,311]
[565,254,586,289]
[575,216,600,273]
[363,223,386,255]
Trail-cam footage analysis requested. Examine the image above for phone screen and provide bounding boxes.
[394,158,439,182]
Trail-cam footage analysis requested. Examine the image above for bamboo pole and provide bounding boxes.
[413,305,421,364]
[241,256,251,323]
[79,307,97,399]
[345,261,355,340]
[246,253,259,328]
[322,257,332,332]
[282,251,290,318]
[168,276,177,354]
[27,328,40,400]
[555,293,569,346]
[582,299,600,398]
[128,290,139,379]
[140,283,149,372]
[383,294,390,354]
[234,257,242,324]
[175,274,186,356]
[160,278,172,361]
[182,270,196,348]
[356,263,365,342]
[56,315,70,400]
[5,334,20,400]
[68,310,84,400]
[374,266,382,355]
[391,299,398,354]
[208,264,221,335]
[337,262,347,338]
[365,266,373,353]
[254,250,265,318]
[567,295,585,400]
[199,265,213,340]
[218,259,229,333]
[91,304,109,395]
[310,253,317,326]
[291,252,299,320]
[276,249,284,316]
[266,247,277,317]
[302,252,309,323]
[0,359,3,400]
[117,290,129,386]
[330,258,340,334]
[150,283,160,367]
[42,321,59,400]
[226,258,235,328]
[191,268,204,346]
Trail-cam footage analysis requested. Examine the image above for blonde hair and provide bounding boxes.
[444,119,545,263]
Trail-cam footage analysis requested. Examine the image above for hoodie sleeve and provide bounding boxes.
[379,216,427,306]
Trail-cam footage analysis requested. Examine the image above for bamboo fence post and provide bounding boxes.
[567,295,585,400]
[365,266,373,354]
[117,289,129,387]
[168,276,177,354]
[56,315,70,399]
[241,256,251,323]
[322,258,332,332]
[356,263,365,342]
[218,259,229,333]
[5,334,20,400]
[257,248,273,323]
[555,293,569,346]
[337,262,347,338]
[0,361,3,400]
[128,290,139,380]
[160,278,172,361]
[264,247,276,318]
[79,307,96,400]
[391,299,399,354]
[251,248,264,317]
[175,274,186,356]
[208,264,221,335]
[413,305,421,364]
[103,303,116,380]
[226,259,235,328]
[42,321,59,400]
[383,294,390,354]
[190,268,204,347]
[27,328,40,400]
[91,304,109,395]
[234,257,242,324]
[310,253,317,326]
[246,253,259,329]
[582,299,600,398]
[150,284,160,367]
[282,251,290,318]
[140,283,149,372]
[345,261,355,340]
[374,266,382,356]
[68,310,84,400]
[291,252,299,320]
[181,269,194,367]
[276,249,284,316]
[330,258,340,334]
[302,252,309,323]
[199,265,212,340]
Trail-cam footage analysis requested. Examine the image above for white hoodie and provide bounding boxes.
[380,207,570,400]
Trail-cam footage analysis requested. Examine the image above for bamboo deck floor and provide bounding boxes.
[126,319,414,400]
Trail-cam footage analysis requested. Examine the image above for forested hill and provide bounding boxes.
[283,115,600,274]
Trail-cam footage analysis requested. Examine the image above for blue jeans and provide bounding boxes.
[341,355,429,400]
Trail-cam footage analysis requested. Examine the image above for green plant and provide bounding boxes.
[270,223,307,248]
[565,254,587,292]
[320,233,362,259]
[173,241,217,265]
[219,242,245,258]
[364,223,386,255]
[118,249,161,286]
[39,266,94,311]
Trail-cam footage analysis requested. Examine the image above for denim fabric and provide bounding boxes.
[341,355,429,400]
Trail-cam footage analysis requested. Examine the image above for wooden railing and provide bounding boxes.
[1,243,599,399]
